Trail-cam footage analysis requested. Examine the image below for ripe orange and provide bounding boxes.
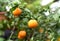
[57,37,60,41]
[28,19,38,28]
[18,30,26,39]
[39,28,44,33]
[13,8,22,16]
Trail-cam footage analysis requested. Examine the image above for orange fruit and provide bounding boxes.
[57,37,60,41]
[39,28,44,33]
[13,8,22,16]
[18,30,26,39]
[28,19,38,28]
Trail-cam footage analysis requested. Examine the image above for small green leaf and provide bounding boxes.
[30,37,34,41]
[0,24,3,28]
[7,39,13,41]
[0,38,4,41]
[0,31,4,36]
[53,14,59,21]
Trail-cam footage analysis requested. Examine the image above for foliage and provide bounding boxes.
[0,0,60,41]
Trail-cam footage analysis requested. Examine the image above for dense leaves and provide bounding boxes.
[0,0,60,41]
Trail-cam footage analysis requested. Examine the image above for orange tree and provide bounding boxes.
[0,0,60,41]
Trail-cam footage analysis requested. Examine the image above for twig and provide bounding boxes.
[8,26,15,40]
[27,29,34,41]
[8,21,16,40]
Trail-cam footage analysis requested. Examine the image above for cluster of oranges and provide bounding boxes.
[18,19,38,39]
[12,7,60,40]
[12,7,45,39]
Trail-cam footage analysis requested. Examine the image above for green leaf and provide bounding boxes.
[53,14,59,21]
[0,38,4,41]
[7,39,13,41]
[30,37,34,41]
[0,24,3,29]
[0,31,4,36]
